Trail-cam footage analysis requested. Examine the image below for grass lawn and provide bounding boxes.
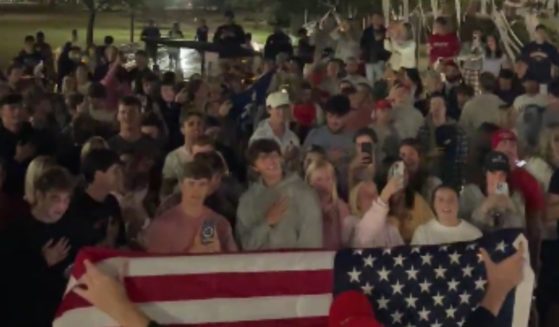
[0,8,271,69]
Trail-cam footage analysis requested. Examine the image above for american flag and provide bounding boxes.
[54,248,336,326]
[334,229,534,327]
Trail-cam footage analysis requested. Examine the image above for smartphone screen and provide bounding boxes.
[361,142,374,164]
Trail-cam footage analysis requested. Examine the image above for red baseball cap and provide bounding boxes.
[491,129,517,150]
[329,291,383,327]
[375,99,392,111]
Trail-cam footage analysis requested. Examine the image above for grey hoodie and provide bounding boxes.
[236,174,323,250]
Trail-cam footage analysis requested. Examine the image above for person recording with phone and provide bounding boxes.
[348,128,378,190]
[354,160,432,245]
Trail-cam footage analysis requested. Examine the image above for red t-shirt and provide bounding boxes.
[428,33,460,64]
[293,103,317,127]
[509,168,545,215]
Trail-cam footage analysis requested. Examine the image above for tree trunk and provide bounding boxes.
[130,11,135,43]
[87,10,96,47]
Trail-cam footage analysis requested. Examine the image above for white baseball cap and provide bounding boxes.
[266,91,291,108]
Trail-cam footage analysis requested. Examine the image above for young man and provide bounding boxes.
[140,19,161,62]
[14,35,43,75]
[67,149,125,247]
[128,50,152,92]
[491,129,544,271]
[236,139,322,250]
[156,79,183,151]
[196,18,209,42]
[108,96,159,157]
[520,24,559,84]
[250,91,300,153]
[343,57,369,87]
[145,160,238,254]
[361,13,389,84]
[428,17,460,67]
[264,24,293,61]
[512,73,548,115]
[459,72,506,138]
[213,10,246,59]
[389,84,424,139]
[161,111,204,198]
[304,95,354,165]
[4,166,92,326]
[0,94,36,196]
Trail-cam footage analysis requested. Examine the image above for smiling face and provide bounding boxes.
[433,187,459,225]
[252,151,283,181]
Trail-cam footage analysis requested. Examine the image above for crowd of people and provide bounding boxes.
[0,9,558,327]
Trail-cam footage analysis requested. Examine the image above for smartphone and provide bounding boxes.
[389,161,405,178]
[495,182,509,196]
[361,142,374,164]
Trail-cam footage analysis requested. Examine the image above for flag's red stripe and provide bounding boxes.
[56,270,333,315]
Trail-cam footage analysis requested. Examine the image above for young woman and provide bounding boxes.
[306,160,357,249]
[353,175,405,248]
[349,180,378,219]
[411,185,482,245]
[354,161,433,244]
[525,126,559,191]
[384,22,417,70]
[482,35,508,77]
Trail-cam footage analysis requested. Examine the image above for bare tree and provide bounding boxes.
[82,0,113,46]
[122,0,145,43]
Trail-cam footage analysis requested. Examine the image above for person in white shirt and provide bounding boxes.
[412,185,482,245]
[249,91,300,155]
[160,111,204,198]
[384,22,417,70]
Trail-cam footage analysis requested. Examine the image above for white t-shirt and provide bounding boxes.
[411,218,482,246]
[513,93,548,115]
[162,145,193,182]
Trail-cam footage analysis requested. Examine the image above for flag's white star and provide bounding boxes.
[353,249,363,255]
[459,291,471,304]
[432,292,445,306]
[449,251,461,265]
[420,253,433,265]
[391,310,403,324]
[377,296,390,310]
[496,241,507,253]
[446,306,457,319]
[432,320,442,327]
[378,266,391,281]
[475,277,487,290]
[411,247,421,254]
[392,280,404,295]
[458,319,466,327]
[383,248,392,255]
[448,279,460,292]
[363,255,375,268]
[434,265,447,279]
[405,294,418,308]
[348,267,361,283]
[418,307,430,321]
[462,264,474,277]
[439,245,449,252]
[419,279,432,293]
[466,243,477,251]
[361,282,374,295]
[394,254,405,266]
[405,266,419,280]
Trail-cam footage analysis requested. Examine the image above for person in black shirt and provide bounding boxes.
[157,79,182,151]
[213,10,246,59]
[67,148,125,247]
[196,18,209,42]
[129,50,152,90]
[0,94,36,196]
[14,35,43,75]
[141,19,161,63]
[108,96,159,158]
[361,13,389,84]
[520,24,559,84]
[295,27,314,66]
[4,166,92,326]
[264,24,293,61]
[494,69,523,107]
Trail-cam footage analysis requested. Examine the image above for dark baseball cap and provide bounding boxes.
[484,151,510,173]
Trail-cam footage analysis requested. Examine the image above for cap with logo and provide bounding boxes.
[484,151,510,173]
[491,129,517,150]
[266,91,291,108]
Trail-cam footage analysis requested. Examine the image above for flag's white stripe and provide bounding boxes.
[93,252,336,277]
[54,294,332,327]
[512,235,535,327]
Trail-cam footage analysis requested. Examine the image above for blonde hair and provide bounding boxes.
[536,126,559,164]
[305,159,338,203]
[24,156,56,205]
[80,136,109,162]
[349,182,365,218]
